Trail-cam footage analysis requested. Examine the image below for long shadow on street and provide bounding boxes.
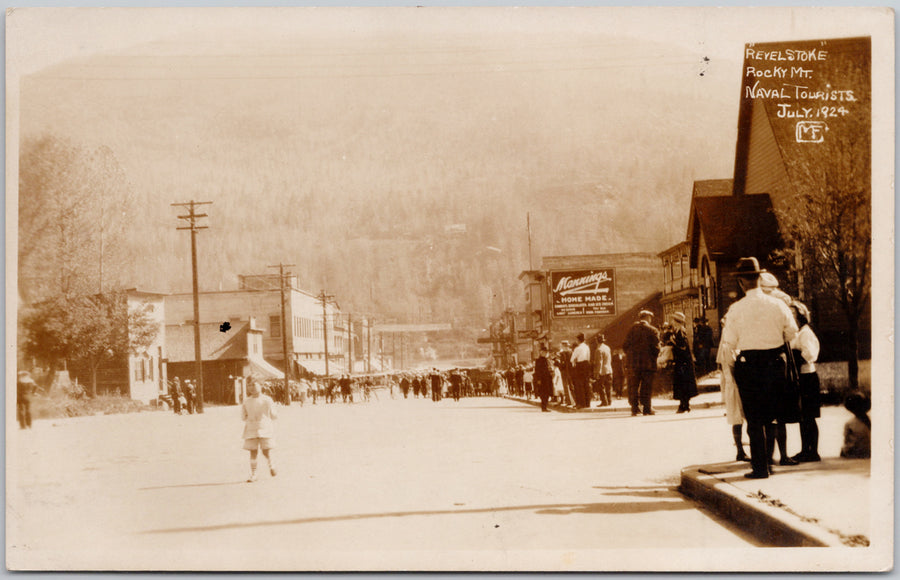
[142,499,695,535]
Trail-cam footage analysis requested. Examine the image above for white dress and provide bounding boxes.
[717,343,744,425]
[552,366,564,398]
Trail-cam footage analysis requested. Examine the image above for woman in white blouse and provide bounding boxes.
[789,302,822,462]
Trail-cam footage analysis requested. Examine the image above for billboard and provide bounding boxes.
[550,268,616,317]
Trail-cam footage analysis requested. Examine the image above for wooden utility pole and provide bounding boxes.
[318,290,334,376]
[527,212,533,271]
[269,263,295,405]
[173,200,211,413]
[366,318,372,374]
[346,313,352,375]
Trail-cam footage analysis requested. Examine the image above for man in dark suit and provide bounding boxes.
[622,310,660,416]
[430,369,442,402]
[533,347,554,412]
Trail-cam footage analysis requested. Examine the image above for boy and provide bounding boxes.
[242,379,278,482]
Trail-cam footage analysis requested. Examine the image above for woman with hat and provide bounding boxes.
[668,312,698,413]
[533,346,554,412]
[789,301,822,462]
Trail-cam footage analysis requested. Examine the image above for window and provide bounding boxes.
[270,315,281,338]
[701,257,712,311]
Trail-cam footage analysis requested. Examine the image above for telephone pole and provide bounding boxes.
[269,263,295,405]
[173,200,211,413]
[366,318,372,374]
[346,313,353,375]
[318,290,334,376]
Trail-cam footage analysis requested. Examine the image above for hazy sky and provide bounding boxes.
[8,7,893,302]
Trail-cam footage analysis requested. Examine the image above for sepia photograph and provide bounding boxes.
[6,6,894,571]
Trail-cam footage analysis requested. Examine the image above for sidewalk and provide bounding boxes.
[680,406,871,547]
[504,388,724,415]
[506,391,871,548]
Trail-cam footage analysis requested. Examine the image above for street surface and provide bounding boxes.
[8,395,763,571]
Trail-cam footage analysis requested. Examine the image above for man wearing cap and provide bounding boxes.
[623,310,660,416]
[760,270,793,306]
[570,333,592,408]
[720,257,798,479]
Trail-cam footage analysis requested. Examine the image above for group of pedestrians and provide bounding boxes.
[524,334,626,412]
[620,309,698,416]
[167,377,197,415]
[718,257,826,479]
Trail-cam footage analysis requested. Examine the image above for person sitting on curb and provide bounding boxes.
[840,392,871,459]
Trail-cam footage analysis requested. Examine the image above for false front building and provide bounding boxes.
[164,274,358,380]
[519,252,662,356]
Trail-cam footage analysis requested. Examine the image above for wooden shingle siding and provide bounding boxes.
[744,101,792,204]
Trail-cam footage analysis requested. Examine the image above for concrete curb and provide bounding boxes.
[679,465,847,547]
[503,395,723,414]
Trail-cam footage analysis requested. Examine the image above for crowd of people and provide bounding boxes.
[718,257,869,479]
[499,255,871,475]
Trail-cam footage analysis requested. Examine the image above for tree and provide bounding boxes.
[21,290,158,396]
[18,135,134,304]
[777,58,871,391]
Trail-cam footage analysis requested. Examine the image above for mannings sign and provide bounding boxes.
[550,268,616,317]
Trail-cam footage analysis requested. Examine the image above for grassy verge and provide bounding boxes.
[30,392,153,420]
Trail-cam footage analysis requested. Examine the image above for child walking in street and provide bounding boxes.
[242,379,278,482]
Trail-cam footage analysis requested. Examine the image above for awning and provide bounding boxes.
[296,359,345,377]
[248,358,284,380]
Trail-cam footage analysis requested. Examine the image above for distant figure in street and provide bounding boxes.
[169,377,183,415]
[430,369,443,402]
[570,333,592,408]
[340,375,353,403]
[297,379,310,406]
[720,257,798,479]
[552,364,564,402]
[693,318,714,377]
[557,341,574,405]
[400,375,411,399]
[623,310,660,416]
[611,350,625,398]
[183,380,196,414]
[16,371,37,429]
[491,371,504,397]
[669,312,698,413]
[523,365,534,399]
[449,369,462,402]
[241,379,278,483]
[840,392,871,459]
[515,365,525,398]
[534,347,554,412]
[592,335,613,407]
[505,367,517,397]
[790,301,822,463]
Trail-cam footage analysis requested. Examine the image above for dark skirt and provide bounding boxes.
[798,372,821,419]
[672,362,697,401]
[776,373,801,424]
